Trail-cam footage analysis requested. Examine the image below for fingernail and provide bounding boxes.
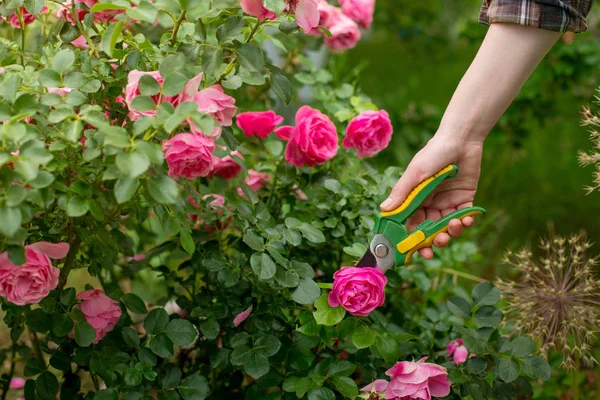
[380,198,393,209]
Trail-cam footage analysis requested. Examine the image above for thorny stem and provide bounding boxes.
[171,11,186,45]
[0,344,16,400]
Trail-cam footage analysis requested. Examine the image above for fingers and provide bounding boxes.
[418,247,434,259]
[416,216,476,259]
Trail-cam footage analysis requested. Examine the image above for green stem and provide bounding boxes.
[91,373,100,391]
[0,344,16,400]
[29,328,45,367]
[441,267,485,283]
[16,9,25,66]
[58,235,82,290]
[573,350,581,400]
[171,11,186,44]
[317,283,333,289]
[217,19,263,83]
[67,0,99,57]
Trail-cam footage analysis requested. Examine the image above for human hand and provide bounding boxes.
[380,134,483,259]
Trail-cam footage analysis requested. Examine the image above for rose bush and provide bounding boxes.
[0,1,550,399]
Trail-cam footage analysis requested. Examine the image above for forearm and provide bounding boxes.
[437,23,561,143]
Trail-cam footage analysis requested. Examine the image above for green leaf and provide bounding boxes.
[39,69,61,87]
[67,196,89,217]
[101,21,124,57]
[26,309,52,333]
[497,358,520,383]
[313,294,345,326]
[52,49,75,73]
[243,232,264,251]
[510,336,535,358]
[122,327,141,348]
[145,308,169,335]
[263,0,285,14]
[25,0,45,14]
[180,228,195,256]
[332,376,358,398]
[126,0,157,23]
[163,72,189,97]
[474,306,503,327]
[352,325,377,349]
[522,355,551,381]
[250,252,276,280]
[147,175,178,204]
[221,126,238,150]
[492,381,515,400]
[328,360,356,377]
[447,296,472,319]
[243,353,269,379]
[307,387,335,400]
[178,375,209,400]
[52,314,74,337]
[292,279,321,305]
[7,246,25,266]
[114,178,140,204]
[123,293,148,314]
[131,95,157,112]
[139,74,161,96]
[149,333,174,358]
[167,319,198,345]
[117,151,151,178]
[298,223,325,243]
[74,321,96,347]
[60,288,76,306]
[216,16,244,43]
[472,282,501,307]
[236,43,264,73]
[254,335,281,357]
[466,356,487,375]
[6,184,26,207]
[270,68,293,104]
[36,371,59,400]
[375,333,401,362]
[0,207,22,236]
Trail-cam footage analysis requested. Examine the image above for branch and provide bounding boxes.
[0,345,16,400]
[58,235,82,290]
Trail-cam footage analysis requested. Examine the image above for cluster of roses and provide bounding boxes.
[0,243,121,343]
[242,0,374,51]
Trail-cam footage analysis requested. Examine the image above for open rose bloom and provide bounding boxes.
[74,289,122,344]
[328,266,387,316]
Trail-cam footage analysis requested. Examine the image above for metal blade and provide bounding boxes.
[355,248,377,268]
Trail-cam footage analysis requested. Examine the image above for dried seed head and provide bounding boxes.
[580,101,600,192]
[498,233,600,369]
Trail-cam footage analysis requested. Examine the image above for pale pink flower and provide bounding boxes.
[287,0,321,32]
[70,35,89,49]
[324,12,361,51]
[240,0,277,21]
[328,266,386,316]
[339,0,374,29]
[0,242,69,306]
[124,70,164,120]
[47,87,74,97]
[74,289,122,344]
[162,133,215,180]
[233,305,253,327]
[4,6,48,29]
[342,110,393,158]
[386,357,451,400]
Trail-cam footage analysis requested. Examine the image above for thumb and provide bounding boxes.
[380,162,438,212]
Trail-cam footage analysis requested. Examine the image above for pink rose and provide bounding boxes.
[284,106,338,167]
[0,242,69,306]
[193,85,237,126]
[74,289,122,344]
[306,2,343,35]
[240,0,277,20]
[447,339,471,365]
[233,305,253,327]
[236,170,271,197]
[384,357,451,400]
[236,111,284,138]
[339,0,374,29]
[328,266,386,316]
[57,0,124,24]
[286,0,321,32]
[10,378,25,389]
[124,70,164,120]
[162,133,215,180]
[275,125,294,141]
[324,13,361,51]
[360,379,389,396]
[70,35,89,49]
[342,110,393,158]
[5,6,48,28]
[211,151,243,180]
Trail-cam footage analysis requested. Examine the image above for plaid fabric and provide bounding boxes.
[479,0,594,32]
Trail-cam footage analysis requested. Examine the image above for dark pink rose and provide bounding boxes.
[240,0,277,20]
[236,111,284,138]
[342,110,393,158]
[233,305,253,327]
[286,0,321,32]
[5,6,48,28]
[10,378,25,389]
[324,13,361,51]
[328,266,386,316]
[211,151,243,180]
[385,357,451,399]
[284,106,338,168]
[447,339,472,365]
[0,242,69,306]
[162,133,215,180]
[275,125,294,141]
[75,289,122,344]
[339,0,374,29]
[236,170,270,197]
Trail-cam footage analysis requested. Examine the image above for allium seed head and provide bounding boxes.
[498,233,600,369]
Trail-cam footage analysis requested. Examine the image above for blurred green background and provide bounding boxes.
[346,0,600,274]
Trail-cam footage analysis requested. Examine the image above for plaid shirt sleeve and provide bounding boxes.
[479,0,594,33]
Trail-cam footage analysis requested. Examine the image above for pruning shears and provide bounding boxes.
[355,164,486,272]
